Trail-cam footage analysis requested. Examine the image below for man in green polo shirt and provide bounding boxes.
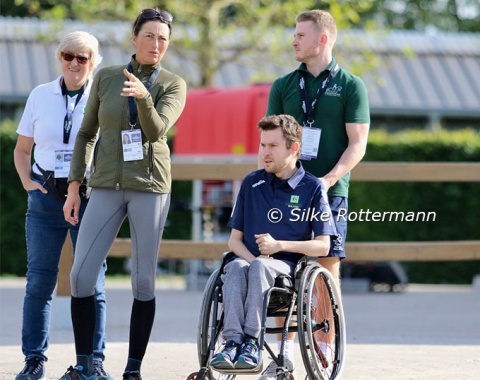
[260,9,370,379]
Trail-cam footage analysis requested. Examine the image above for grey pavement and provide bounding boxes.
[1,277,479,380]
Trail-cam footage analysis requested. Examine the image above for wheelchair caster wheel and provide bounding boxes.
[186,372,210,380]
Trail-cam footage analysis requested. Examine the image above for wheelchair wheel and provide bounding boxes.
[197,268,236,380]
[186,372,210,380]
[298,262,346,380]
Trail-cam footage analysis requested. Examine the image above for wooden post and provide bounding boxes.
[57,231,73,296]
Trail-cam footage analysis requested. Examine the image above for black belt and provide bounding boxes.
[31,171,48,182]
[31,171,68,183]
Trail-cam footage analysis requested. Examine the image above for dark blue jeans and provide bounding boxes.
[22,187,107,362]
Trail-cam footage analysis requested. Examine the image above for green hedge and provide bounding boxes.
[1,121,28,276]
[1,124,479,283]
[348,129,480,284]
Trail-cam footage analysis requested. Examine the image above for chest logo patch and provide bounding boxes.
[326,84,342,97]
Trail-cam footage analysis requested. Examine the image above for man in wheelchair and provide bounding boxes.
[210,115,338,374]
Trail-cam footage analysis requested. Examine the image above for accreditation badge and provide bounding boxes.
[54,150,73,178]
[122,130,143,162]
[300,126,321,161]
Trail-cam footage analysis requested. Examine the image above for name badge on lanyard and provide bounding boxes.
[122,130,143,161]
[300,126,321,161]
[122,63,161,162]
[298,63,339,161]
[54,150,73,178]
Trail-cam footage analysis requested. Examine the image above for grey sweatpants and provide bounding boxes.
[70,188,170,301]
[221,257,296,344]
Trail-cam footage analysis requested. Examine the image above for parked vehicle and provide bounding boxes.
[342,261,409,292]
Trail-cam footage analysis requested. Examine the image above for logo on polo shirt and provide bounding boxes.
[286,195,302,208]
[252,179,265,188]
[326,84,342,97]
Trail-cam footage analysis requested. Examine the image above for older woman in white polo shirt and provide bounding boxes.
[13,31,112,380]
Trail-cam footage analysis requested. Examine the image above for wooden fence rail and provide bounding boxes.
[57,161,480,296]
[171,159,480,182]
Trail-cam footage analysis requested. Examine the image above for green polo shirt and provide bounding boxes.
[267,59,370,197]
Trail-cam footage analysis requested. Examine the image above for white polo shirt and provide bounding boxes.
[17,76,92,175]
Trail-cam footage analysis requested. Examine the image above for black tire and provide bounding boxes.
[186,371,212,380]
[197,268,236,380]
[198,269,220,365]
[298,263,346,380]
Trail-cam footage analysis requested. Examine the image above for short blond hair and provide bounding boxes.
[296,10,337,44]
[56,31,103,78]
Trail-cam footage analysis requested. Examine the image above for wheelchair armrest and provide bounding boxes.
[218,251,236,273]
[222,251,236,261]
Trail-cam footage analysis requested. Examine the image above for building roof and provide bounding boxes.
[1,16,479,120]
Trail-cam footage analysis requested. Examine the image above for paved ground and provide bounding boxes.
[1,277,479,380]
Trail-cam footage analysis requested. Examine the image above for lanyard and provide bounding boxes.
[127,63,161,128]
[298,63,339,126]
[61,79,87,144]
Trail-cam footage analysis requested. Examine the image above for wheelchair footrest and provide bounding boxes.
[212,362,264,375]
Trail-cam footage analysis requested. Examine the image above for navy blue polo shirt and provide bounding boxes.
[228,162,337,265]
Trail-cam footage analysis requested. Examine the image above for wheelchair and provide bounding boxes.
[187,253,346,380]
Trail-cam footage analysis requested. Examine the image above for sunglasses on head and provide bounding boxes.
[140,9,173,25]
[61,52,89,64]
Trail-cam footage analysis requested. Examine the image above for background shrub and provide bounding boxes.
[348,129,480,284]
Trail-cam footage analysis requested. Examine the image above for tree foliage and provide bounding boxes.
[368,0,480,32]
[5,0,478,31]
[163,0,316,86]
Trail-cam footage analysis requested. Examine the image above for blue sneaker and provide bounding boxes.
[210,340,241,369]
[235,338,260,369]
[58,365,96,380]
[15,357,45,380]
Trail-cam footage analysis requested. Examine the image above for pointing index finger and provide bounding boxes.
[123,68,136,80]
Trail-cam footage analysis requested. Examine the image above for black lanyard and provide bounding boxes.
[298,63,339,126]
[127,63,161,128]
[61,79,87,144]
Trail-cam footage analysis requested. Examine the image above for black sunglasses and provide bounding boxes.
[61,52,89,65]
[141,9,173,25]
